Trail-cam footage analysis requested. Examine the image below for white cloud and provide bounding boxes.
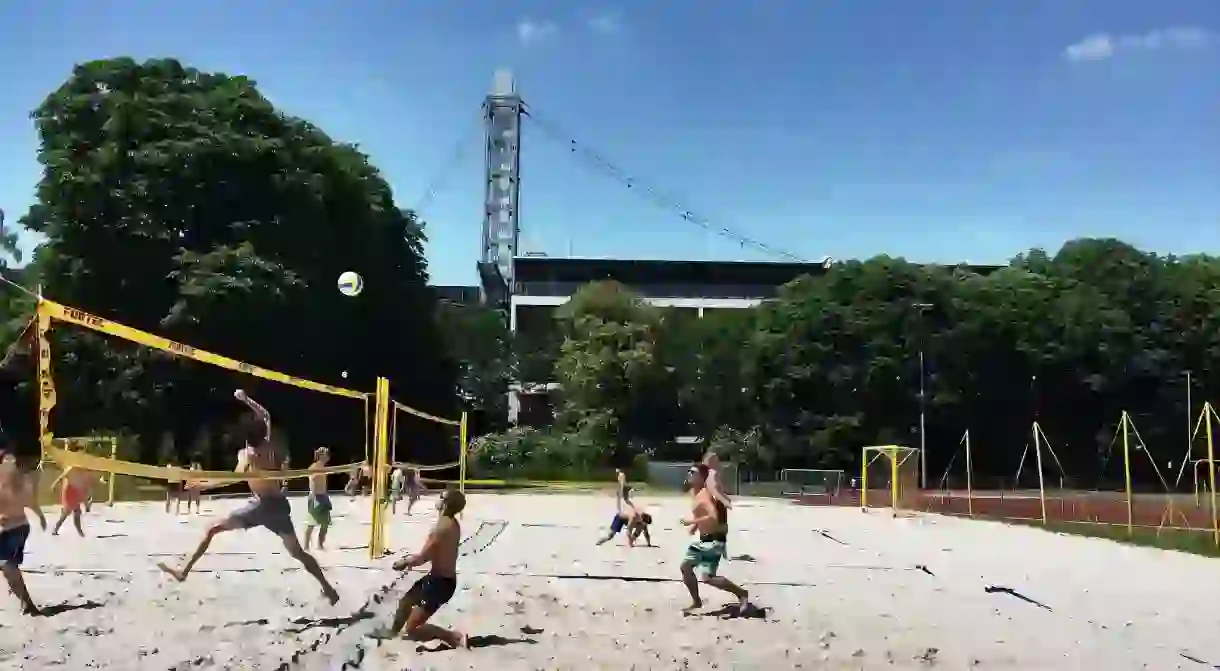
[589,12,622,35]
[517,18,558,45]
[1064,27,1214,63]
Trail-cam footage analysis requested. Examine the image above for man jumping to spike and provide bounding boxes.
[382,488,469,648]
[157,389,340,605]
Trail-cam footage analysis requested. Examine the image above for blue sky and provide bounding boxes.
[0,1,1217,285]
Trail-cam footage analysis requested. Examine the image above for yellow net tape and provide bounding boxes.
[391,460,461,471]
[46,444,361,484]
[393,400,461,426]
[39,299,365,399]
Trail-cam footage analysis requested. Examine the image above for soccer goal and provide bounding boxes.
[780,469,845,499]
[861,445,922,514]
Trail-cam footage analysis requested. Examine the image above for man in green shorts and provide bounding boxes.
[303,447,333,551]
[679,463,749,615]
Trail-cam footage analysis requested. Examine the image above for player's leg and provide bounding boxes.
[396,576,466,648]
[157,504,252,581]
[267,498,338,604]
[0,525,37,615]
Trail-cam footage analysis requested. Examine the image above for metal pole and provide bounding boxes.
[919,348,927,489]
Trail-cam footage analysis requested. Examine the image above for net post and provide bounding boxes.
[369,377,391,559]
[964,430,974,517]
[1205,402,1219,547]
[108,437,117,506]
[458,412,469,494]
[1033,422,1048,525]
[889,447,899,510]
[860,447,869,510]
[36,301,55,472]
[1120,411,1134,536]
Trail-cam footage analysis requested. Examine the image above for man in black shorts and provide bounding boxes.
[384,488,468,648]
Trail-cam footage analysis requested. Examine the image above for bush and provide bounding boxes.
[470,426,650,483]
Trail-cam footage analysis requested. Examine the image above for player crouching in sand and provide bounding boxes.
[0,452,47,615]
[380,488,469,649]
[596,491,653,547]
[679,463,749,615]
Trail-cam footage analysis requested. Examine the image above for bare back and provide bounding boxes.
[429,515,460,578]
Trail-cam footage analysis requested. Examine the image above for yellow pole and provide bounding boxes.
[1032,422,1048,525]
[108,437,117,506]
[458,411,469,494]
[889,447,899,511]
[964,430,974,517]
[1205,402,1219,547]
[860,447,869,510]
[1120,412,1134,536]
[369,378,391,559]
[363,393,371,463]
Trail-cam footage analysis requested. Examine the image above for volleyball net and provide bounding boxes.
[34,298,371,507]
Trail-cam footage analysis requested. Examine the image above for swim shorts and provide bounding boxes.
[0,524,30,567]
[305,493,332,527]
[609,514,627,534]
[683,539,726,577]
[226,494,295,536]
[405,574,457,615]
[61,484,85,510]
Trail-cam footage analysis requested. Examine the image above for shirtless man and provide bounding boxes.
[0,452,47,614]
[404,468,424,515]
[157,390,340,605]
[165,461,184,515]
[596,498,652,547]
[384,488,468,648]
[184,462,203,514]
[702,450,733,557]
[679,463,749,614]
[303,448,332,551]
[50,465,95,536]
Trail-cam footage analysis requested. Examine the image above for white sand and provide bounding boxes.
[2,493,1218,670]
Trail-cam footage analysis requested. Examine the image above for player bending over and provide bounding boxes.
[0,453,47,615]
[679,463,749,615]
[157,390,340,605]
[596,494,653,547]
[383,488,469,649]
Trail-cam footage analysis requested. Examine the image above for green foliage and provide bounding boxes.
[0,57,455,467]
[510,239,1220,489]
[469,426,649,482]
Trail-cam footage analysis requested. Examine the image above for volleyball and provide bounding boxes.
[337,271,363,297]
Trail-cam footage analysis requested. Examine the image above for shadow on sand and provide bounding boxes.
[36,600,104,617]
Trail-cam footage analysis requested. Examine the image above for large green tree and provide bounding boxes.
[14,57,455,465]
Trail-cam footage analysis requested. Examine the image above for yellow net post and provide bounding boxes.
[369,376,391,559]
[1120,411,1135,536]
[458,412,468,494]
[1206,403,1219,548]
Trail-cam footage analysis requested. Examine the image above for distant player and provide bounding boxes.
[596,498,652,548]
[0,452,47,615]
[165,461,184,515]
[383,488,468,648]
[405,468,425,515]
[679,463,749,615]
[389,466,405,512]
[157,389,340,605]
[50,465,95,536]
[702,450,733,557]
[303,448,332,551]
[184,462,203,514]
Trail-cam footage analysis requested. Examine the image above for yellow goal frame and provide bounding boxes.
[860,444,921,512]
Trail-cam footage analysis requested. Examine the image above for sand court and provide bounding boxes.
[1,492,1218,670]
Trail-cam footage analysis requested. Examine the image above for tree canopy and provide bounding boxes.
[1,57,455,467]
[478,239,1220,491]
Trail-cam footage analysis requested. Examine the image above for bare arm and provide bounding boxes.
[393,526,440,570]
[707,472,733,508]
[235,390,271,440]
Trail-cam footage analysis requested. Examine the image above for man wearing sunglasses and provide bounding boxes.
[679,463,749,615]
